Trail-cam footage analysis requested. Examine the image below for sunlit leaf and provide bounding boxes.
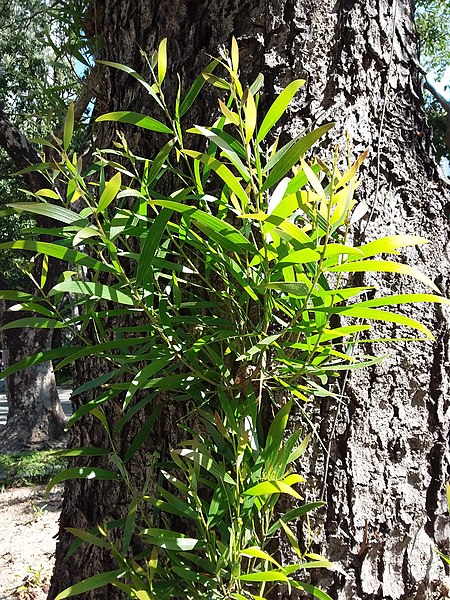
[96,111,173,134]
[257,79,305,143]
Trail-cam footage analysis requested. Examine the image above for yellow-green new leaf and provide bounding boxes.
[239,571,289,583]
[327,259,439,293]
[240,547,282,568]
[231,36,239,73]
[244,480,302,499]
[157,38,168,85]
[244,90,257,145]
[98,172,122,212]
[63,102,74,151]
[357,235,429,258]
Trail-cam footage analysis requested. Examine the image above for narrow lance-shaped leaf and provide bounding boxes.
[261,123,335,192]
[46,467,122,498]
[178,59,218,117]
[53,570,126,600]
[96,111,173,134]
[63,102,75,150]
[136,208,172,284]
[49,281,135,306]
[0,240,116,274]
[327,259,440,293]
[98,172,122,212]
[183,150,249,208]
[244,90,257,145]
[157,37,168,85]
[257,79,305,143]
[7,202,88,226]
[97,60,163,108]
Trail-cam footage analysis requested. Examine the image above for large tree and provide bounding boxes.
[36,0,449,599]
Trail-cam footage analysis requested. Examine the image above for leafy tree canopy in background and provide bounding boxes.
[0,0,86,288]
[415,0,450,164]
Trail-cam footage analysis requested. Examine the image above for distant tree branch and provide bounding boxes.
[424,79,450,113]
[0,109,48,192]
[424,79,450,151]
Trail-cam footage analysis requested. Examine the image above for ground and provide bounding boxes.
[0,485,62,600]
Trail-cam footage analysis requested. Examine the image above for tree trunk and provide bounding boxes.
[0,113,68,451]
[49,1,450,599]
[0,304,67,450]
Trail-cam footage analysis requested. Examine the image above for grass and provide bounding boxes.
[0,450,67,488]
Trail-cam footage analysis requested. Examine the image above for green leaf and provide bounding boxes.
[73,226,100,246]
[264,401,292,472]
[290,582,333,600]
[0,240,116,274]
[176,449,235,485]
[278,248,321,264]
[140,528,201,551]
[1,317,65,330]
[51,447,111,458]
[97,60,163,107]
[63,102,75,150]
[151,199,257,254]
[171,567,210,583]
[327,259,440,293]
[13,162,57,176]
[46,467,121,497]
[244,90,257,144]
[231,36,239,73]
[179,59,218,117]
[124,357,173,408]
[184,151,249,208]
[261,123,334,192]
[35,188,60,200]
[267,502,326,536]
[315,305,434,339]
[136,209,172,284]
[7,202,87,226]
[257,79,305,143]
[262,282,309,297]
[0,346,76,380]
[65,527,111,549]
[0,290,40,302]
[98,172,122,212]
[96,111,173,134]
[54,569,125,600]
[190,126,249,181]
[49,281,135,306]
[351,293,450,309]
[56,336,152,371]
[146,139,176,185]
[124,403,165,461]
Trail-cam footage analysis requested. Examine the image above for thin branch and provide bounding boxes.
[424,79,450,113]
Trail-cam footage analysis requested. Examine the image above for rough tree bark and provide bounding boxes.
[48,1,450,599]
[0,111,67,451]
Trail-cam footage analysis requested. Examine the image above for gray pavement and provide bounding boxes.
[0,387,72,427]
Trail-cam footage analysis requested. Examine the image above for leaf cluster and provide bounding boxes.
[0,39,447,599]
